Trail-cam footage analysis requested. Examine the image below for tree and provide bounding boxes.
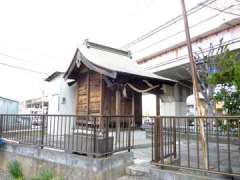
[208,48,240,115]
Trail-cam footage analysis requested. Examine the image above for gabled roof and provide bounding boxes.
[64,40,176,84]
[0,96,19,103]
[44,71,64,82]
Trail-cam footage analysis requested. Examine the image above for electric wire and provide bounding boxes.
[122,0,217,49]
[206,3,240,16]
[0,52,56,69]
[0,61,48,75]
[144,37,240,70]
[132,3,240,54]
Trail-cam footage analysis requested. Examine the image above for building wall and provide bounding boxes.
[46,76,77,135]
[0,97,19,114]
[59,79,77,115]
[142,84,190,117]
[47,77,77,115]
[76,71,101,116]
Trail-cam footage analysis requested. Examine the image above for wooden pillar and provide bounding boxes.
[116,89,121,145]
[156,94,160,116]
[99,74,104,130]
[155,94,164,163]
[131,94,135,116]
[155,94,160,161]
[116,89,121,115]
[87,71,90,115]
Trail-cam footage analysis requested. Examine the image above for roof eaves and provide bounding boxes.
[45,71,64,82]
[0,96,19,103]
[63,49,79,80]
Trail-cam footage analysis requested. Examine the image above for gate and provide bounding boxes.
[152,117,176,163]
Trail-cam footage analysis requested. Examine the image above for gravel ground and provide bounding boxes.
[0,170,11,180]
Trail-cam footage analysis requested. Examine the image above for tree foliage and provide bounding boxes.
[208,48,240,115]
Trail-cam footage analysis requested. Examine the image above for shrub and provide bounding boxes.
[8,160,25,180]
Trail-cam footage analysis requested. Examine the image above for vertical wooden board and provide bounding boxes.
[77,73,88,115]
[89,71,101,115]
[134,93,142,126]
[101,80,112,115]
[87,71,90,114]
[115,90,121,115]
[100,74,103,116]
[122,98,132,115]
[111,91,116,115]
[156,94,160,116]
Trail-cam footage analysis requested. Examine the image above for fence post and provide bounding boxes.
[128,117,134,152]
[0,114,2,138]
[154,117,160,162]
[238,119,240,150]
[41,115,45,149]
[106,116,109,154]
[173,118,177,159]
[93,117,97,155]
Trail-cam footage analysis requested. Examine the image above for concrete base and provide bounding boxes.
[64,134,113,155]
[0,144,133,180]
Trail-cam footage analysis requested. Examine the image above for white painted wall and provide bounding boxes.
[47,77,77,115]
[160,101,187,116]
[142,94,156,116]
[142,87,188,117]
[46,76,77,135]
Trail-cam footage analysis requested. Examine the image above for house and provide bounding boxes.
[45,71,76,115]
[0,96,19,114]
[0,96,19,130]
[19,97,48,114]
[63,40,175,127]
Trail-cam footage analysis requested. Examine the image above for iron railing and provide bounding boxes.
[151,116,240,178]
[0,114,135,156]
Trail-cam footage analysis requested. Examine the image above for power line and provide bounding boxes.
[122,0,217,49]
[132,3,240,54]
[0,61,48,75]
[206,3,240,16]
[0,52,56,69]
[132,13,220,54]
[144,37,240,70]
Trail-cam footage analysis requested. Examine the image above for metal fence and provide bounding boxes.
[0,114,135,157]
[151,116,240,177]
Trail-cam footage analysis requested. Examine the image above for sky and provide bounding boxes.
[0,0,219,101]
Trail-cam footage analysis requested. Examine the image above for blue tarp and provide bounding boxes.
[0,138,5,145]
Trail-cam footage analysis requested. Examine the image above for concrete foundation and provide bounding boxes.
[0,144,133,180]
[64,134,114,155]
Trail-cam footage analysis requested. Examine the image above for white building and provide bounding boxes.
[45,71,77,115]
[44,71,77,135]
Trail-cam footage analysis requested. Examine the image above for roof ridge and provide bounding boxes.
[84,39,132,58]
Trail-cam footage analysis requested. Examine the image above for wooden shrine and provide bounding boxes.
[64,40,175,126]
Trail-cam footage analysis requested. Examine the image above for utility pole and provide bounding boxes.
[180,0,208,169]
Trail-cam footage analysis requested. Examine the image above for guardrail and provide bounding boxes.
[151,116,240,177]
[0,114,135,157]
